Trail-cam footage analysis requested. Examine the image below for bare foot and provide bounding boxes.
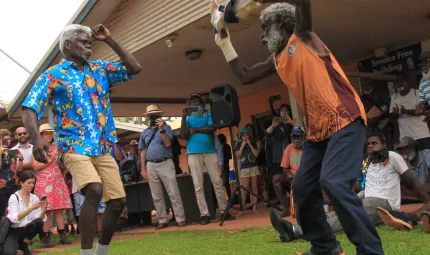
[236,211,244,217]
[253,209,259,214]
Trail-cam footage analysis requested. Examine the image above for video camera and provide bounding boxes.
[211,0,257,36]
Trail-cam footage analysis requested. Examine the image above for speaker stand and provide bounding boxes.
[219,126,281,226]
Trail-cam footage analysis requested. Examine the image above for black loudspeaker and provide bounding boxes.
[209,84,241,128]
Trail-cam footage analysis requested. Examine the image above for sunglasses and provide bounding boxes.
[17,132,28,136]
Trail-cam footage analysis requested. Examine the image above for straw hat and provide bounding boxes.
[130,140,138,146]
[143,104,163,116]
[39,123,54,134]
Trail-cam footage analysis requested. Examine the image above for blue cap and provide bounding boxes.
[291,126,305,136]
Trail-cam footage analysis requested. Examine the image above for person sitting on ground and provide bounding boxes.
[390,75,430,151]
[396,137,430,201]
[418,54,430,131]
[274,126,304,217]
[235,127,260,214]
[270,132,430,242]
[4,171,47,255]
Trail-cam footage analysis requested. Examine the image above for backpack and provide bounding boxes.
[122,158,138,184]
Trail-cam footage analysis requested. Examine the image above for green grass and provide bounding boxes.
[40,226,430,255]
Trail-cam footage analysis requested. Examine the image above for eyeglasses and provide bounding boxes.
[17,132,27,136]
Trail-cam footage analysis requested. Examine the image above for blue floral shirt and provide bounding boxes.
[22,59,133,156]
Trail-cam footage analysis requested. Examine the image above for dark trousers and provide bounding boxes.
[292,119,383,255]
[0,186,20,216]
[4,218,43,255]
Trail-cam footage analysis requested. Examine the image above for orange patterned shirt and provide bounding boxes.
[275,33,367,142]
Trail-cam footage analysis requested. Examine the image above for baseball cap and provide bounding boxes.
[291,126,305,136]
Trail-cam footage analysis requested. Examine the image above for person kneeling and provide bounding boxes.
[4,171,47,255]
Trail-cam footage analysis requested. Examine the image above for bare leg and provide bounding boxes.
[250,175,259,213]
[80,183,103,249]
[43,212,52,233]
[273,174,290,217]
[98,198,126,245]
[55,210,65,230]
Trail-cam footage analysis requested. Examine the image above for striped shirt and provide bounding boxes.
[419,78,430,105]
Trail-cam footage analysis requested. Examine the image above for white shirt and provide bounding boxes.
[365,152,408,211]
[7,191,46,228]
[390,89,430,140]
[11,143,33,164]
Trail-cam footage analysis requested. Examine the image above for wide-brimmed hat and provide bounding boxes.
[39,123,54,134]
[130,140,138,146]
[143,104,163,116]
[397,137,418,149]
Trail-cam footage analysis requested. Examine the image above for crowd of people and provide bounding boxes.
[4,1,430,254]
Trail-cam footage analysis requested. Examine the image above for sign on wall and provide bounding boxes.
[358,43,422,74]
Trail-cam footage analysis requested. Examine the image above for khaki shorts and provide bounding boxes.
[62,153,125,202]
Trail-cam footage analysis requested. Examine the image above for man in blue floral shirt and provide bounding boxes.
[22,24,141,255]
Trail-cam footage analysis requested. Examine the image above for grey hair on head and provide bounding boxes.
[59,24,92,55]
[260,3,296,34]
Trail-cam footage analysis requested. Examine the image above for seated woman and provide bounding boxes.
[4,171,47,255]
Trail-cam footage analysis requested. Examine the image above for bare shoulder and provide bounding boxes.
[298,32,326,56]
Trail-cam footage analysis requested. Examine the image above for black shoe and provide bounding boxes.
[222,212,236,221]
[19,242,32,255]
[200,215,211,225]
[298,243,345,255]
[270,209,296,242]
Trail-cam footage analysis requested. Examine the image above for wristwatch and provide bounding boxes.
[160,130,166,134]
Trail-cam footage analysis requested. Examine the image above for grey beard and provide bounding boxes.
[266,29,283,54]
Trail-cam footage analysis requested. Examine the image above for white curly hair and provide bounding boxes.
[260,3,296,34]
[59,24,92,55]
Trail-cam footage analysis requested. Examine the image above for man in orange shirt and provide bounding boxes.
[274,126,304,217]
[214,1,383,254]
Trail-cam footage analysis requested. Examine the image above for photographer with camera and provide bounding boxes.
[265,103,293,212]
[139,105,186,229]
[0,129,24,216]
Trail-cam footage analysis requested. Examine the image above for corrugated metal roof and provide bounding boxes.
[92,0,211,61]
